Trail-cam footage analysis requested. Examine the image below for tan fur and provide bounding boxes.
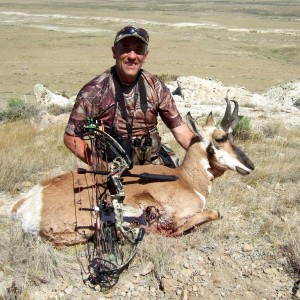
[11,112,254,246]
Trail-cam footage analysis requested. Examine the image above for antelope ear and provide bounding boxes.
[185,112,198,133]
[205,112,215,126]
[185,112,201,135]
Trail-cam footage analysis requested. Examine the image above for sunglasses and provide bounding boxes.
[114,26,149,45]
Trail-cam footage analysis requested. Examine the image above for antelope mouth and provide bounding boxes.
[236,167,250,175]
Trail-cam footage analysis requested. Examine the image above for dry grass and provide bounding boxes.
[145,117,300,290]
[206,120,300,275]
[0,116,299,296]
[158,116,300,280]
[0,120,75,193]
[135,234,177,280]
[0,220,77,299]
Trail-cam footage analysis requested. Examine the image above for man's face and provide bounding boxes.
[112,37,148,84]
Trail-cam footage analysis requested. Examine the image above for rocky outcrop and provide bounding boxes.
[260,79,300,110]
[33,77,300,129]
[30,110,69,129]
[33,83,75,107]
[164,76,300,130]
[167,76,300,114]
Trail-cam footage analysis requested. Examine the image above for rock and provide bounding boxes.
[212,276,222,288]
[176,76,252,106]
[160,278,178,293]
[33,77,300,133]
[33,83,75,107]
[181,268,194,278]
[33,110,51,128]
[149,286,156,294]
[242,244,254,252]
[262,78,300,110]
[140,261,154,276]
[131,290,141,297]
[94,285,101,292]
[30,110,69,129]
[295,98,300,107]
[182,289,188,300]
[123,281,135,292]
[63,285,73,295]
[263,268,278,275]
[197,256,204,262]
[104,292,113,298]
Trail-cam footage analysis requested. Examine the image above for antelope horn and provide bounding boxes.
[231,99,239,118]
[220,91,243,131]
[230,100,243,130]
[220,90,233,131]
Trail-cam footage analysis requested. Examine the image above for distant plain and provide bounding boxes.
[0,0,299,107]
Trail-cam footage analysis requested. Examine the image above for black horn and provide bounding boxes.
[220,91,243,131]
[231,99,239,118]
[220,90,233,131]
[230,100,243,130]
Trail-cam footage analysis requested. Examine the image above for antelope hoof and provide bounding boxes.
[217,211,223,219]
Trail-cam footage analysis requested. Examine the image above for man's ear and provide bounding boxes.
[143,50,149,63]
[112,46,117,59]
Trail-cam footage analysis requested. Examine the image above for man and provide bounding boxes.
[64,25,194,166]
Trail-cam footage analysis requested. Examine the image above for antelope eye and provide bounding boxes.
[215,135,227,143]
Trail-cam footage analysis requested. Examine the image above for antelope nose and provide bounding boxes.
[248,160,255,170]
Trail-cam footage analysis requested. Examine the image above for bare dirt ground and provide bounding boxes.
[0,1,300,299]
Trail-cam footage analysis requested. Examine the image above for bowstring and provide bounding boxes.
[73,122,142,281]
[73,133,91,275]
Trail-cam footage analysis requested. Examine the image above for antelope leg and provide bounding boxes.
[173,209,221,236]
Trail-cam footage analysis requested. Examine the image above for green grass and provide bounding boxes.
[0,98,40,122]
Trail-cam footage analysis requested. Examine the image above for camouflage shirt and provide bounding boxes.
[65,67,183,157]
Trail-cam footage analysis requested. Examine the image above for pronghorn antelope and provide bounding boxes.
[11,99,254,246]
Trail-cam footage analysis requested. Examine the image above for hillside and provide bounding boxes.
[0,77,299,299]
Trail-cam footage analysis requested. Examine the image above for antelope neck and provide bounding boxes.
[180,141,214,196]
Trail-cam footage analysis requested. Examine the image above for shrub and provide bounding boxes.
[155,73,178,83]
[7,97,25,108]
[47,104,73,116]
[259,120,285,138]
[234,116,252,140]
[0,98,40,122]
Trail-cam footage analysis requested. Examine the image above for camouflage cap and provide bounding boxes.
[114,26,149,45]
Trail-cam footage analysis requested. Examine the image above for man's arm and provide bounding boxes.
[64,133,92,165]
[170,124,195,150]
